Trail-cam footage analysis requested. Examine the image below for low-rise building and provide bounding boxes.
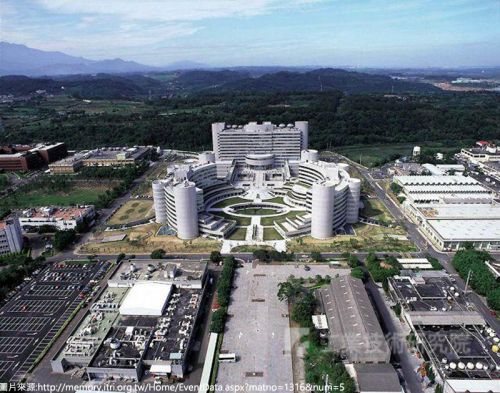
[19,205,95,231]
[51,260,208,382]
[388,271,500,393]
[316,276,391,364]
[82,147,150,167]
[0,142,67,171]
[403,203,500,251]
[0,216,23,255]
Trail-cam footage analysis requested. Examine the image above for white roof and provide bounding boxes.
[418,203,500,219]
[395,175,479,186]
[150,364,172,374]
[445,379,500,393]
[428,219,500,241]
[312,314,328,330]
[119,282,172,316]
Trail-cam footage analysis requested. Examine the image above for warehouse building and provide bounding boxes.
[51,260,208,382]
[153,121,360,240]
[0,216,23,255]
[403,203,500,251]
[316,276,391,363]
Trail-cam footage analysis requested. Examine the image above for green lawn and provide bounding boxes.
[213,212,251,226]
[263,227,283,240]
[261,210,306,226]
[211,197,249,208]
[336,142,464,168]
[233,207,280,216]
[3,187,106,208]
[228,227,247,240]
[361,198,394,223]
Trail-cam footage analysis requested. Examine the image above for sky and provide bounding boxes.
[1,0,499,67]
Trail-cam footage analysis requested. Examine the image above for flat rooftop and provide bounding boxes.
[395,175,480,186]
[418,203,500,219]
[389,272,469,313]
[20,206,94,221]
[427,219,500,241]
[416,325,500,380]
[109,259,207,287]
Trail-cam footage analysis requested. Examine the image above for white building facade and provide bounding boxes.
[0,216,23,255]
[153,121,361,240]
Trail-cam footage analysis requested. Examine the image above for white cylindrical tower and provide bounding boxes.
[311,181,334,239]
[308,149,318,162]
[198,151,215,164]
[295,121,309,150]
[152,180,168,224]
[173,181,199,240]
[346,178,361,224]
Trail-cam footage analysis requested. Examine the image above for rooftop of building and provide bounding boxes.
[353,364,401,393]
[19,206,94,220]
[83,146,149,160]
[417,324,500,380]
[317,276,390,363]
[389,271,469,313]
[216,121,306,133]
[418,203,500,219]
[395,175,480,186]
[427,219,500,241]
[110,259,207,285]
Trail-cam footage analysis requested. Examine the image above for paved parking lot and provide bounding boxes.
[0,260,108,382]
[0,317,49,331]
[0,337,34,354]
[8,299,65,314]
[217,263,350,389]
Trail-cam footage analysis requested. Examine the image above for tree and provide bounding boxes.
[291,292,316,327]
[277,281,300,302]
[150,249,165,259]
[310,252,323,262]
[117,253,126,263]
[253,249,268,261]
[346,254,360,268]
[210,308,227,333]
[390,182,403,195]
[350,267,366,281]
[210,251,222,263]
[53,229,77,251]
[434,384,443,393]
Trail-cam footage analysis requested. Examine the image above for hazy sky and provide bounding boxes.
[1,0,499,67]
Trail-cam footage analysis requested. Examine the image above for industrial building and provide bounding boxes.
[48,146,151,172]
[388,271,500,393]
[18,205,96,231]
[460,143,500,164]
[0,142,67,171]
[51,260,208,382]
[0,216,23,255]
[394,175,493,204]
[153,121,360,240]
[316,276,391,363]
[394,173,500,251]
[403,202,500,251]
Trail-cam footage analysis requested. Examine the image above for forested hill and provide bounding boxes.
[0,68,439,98]
[1,92,498,153]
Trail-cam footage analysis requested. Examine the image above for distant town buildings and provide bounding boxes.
[0,216,23,255]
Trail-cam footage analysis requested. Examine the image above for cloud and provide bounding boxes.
[34,0,324,22]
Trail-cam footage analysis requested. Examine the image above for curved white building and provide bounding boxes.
[153,122,361,240]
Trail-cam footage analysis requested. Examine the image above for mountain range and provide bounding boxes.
[0,42,207,76]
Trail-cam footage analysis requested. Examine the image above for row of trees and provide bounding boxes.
[253,249,295,262]
[451,248,500,311]
[210,256,237,333]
